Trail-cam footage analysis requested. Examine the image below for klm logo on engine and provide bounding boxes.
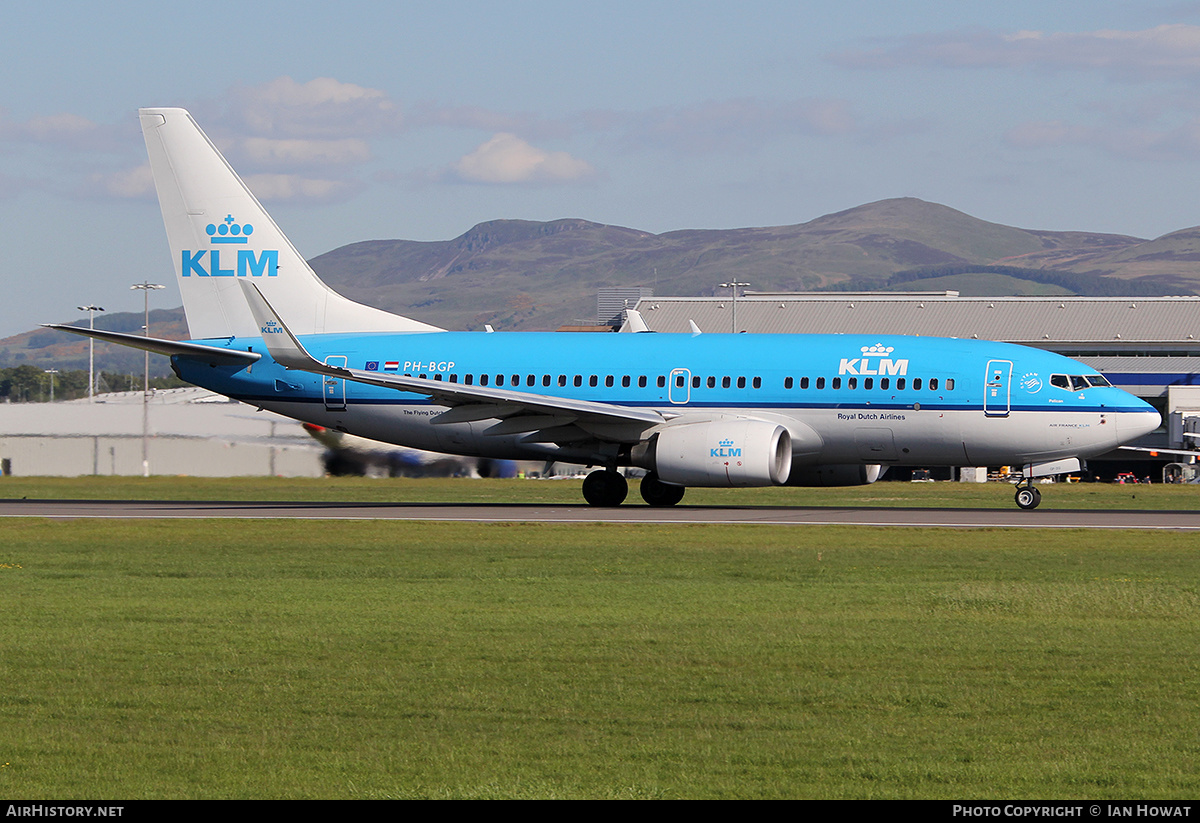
[839,343,908,376]
[711,438,741,458]
[181,214,278,277]
[261,320,283,335]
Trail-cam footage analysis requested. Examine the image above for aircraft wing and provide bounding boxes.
[45,324,261,365]
[240,282,666,443]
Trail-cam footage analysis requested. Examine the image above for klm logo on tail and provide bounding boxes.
[182,214,278,277]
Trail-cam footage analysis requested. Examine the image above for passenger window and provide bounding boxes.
[880,377,889,390]
[722,376,731,389]
[542,375,550,387]
[639,376,647,388]
[621,376,630,388]
[816,377,825,389]
[897,378,906,390]
[605,375,613,388]
[864,377,873,390]
[558,375,567,387]
[800,377,809,389]
[913,378,922,390]
[737,377,746,389]
[676,375,686,388]
[450,374,458,383]
[848,377,857,390]
[929,378,938,391]
[753,377,761,389]
[480,374,490,386]
[692,376,701,389]
[945,378,954,390]
[574,375,583,387]
[465,374,474,385]
[657,376,666,388]
[832,377,841,389]
[707,376,716,389]
[589,375,598,387]
[784,377,793,389]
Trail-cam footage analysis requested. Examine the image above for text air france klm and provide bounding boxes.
[181,215,278,278]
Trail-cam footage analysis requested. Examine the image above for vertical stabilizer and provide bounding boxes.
[139,108,441,339]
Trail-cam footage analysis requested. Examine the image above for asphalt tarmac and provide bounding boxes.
[3,498,1200,529]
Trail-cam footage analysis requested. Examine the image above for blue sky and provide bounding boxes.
[6,1,1200,337]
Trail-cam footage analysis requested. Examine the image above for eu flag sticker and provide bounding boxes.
[365,361,379,371]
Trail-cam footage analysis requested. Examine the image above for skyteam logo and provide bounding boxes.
[839,343,909,376]
[181,214,278,278]
[1020,372,1043,393]
[711,438,741,458]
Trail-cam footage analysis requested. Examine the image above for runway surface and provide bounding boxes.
[3,498,1200,529]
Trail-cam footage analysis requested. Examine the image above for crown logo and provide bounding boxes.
[861,343,895,356]
[718,439,734,447]
[206,214,254,245]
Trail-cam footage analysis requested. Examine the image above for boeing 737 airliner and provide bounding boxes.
[50,108,1161,509]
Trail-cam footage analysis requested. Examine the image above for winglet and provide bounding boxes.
[688,319,702,335]
[623,309,651,333]
[238,281,336,373]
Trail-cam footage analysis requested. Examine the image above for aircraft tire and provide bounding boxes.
[1015,486,1042,510]
[639,473,686,507]
[583,469,628,507]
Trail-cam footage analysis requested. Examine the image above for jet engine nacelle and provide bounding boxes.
[787,463,884,487]
[647,418,792,487]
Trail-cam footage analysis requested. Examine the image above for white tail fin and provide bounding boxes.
[139,108,441,339]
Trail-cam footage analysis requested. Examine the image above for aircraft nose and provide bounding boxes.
[1116,405,1161,442]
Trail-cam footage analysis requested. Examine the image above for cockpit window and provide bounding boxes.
[1051,374,1101,391]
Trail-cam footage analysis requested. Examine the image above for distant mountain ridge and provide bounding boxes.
[7,196,1199,372]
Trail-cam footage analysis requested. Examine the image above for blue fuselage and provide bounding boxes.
[173,331,1160,471]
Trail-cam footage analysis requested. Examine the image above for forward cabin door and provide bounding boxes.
[984,359,1012,418]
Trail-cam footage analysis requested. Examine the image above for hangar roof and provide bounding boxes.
[628,292,1200,349]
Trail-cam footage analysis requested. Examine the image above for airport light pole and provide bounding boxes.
[719,280,750,333]
[131,282,165,477]
[77,304,105,401]
[44,369,59,403]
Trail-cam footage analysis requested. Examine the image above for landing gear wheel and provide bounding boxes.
[582,469,628,507]
[1015,485,1042,510]
[639,472,686,507]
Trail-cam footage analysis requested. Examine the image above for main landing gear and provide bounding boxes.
[582,469,628,507]
[1014,480,1042,510]
[639,472,686,507]
[581,470,687,507]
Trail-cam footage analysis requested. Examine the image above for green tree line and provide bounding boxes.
[0,366,187,403]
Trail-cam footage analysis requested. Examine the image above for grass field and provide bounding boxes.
[1,478,1199,798]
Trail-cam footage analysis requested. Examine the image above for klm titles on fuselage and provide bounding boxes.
[182,215,278,277]
[838,344,909,377]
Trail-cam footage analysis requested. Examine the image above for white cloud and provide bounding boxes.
[227,76,401,137]
[832,24,1200,81]
[239,137,371,167]
[243,173,357,203]
[1004,117,1200,161]
[451,133,595,184]
[89,164,155,198]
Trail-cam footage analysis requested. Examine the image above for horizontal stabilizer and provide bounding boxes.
[45,324,260,365]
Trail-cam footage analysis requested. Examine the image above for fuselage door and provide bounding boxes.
[669,368,691,404]
[984,359,1012,418]
[324,355,348,411]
